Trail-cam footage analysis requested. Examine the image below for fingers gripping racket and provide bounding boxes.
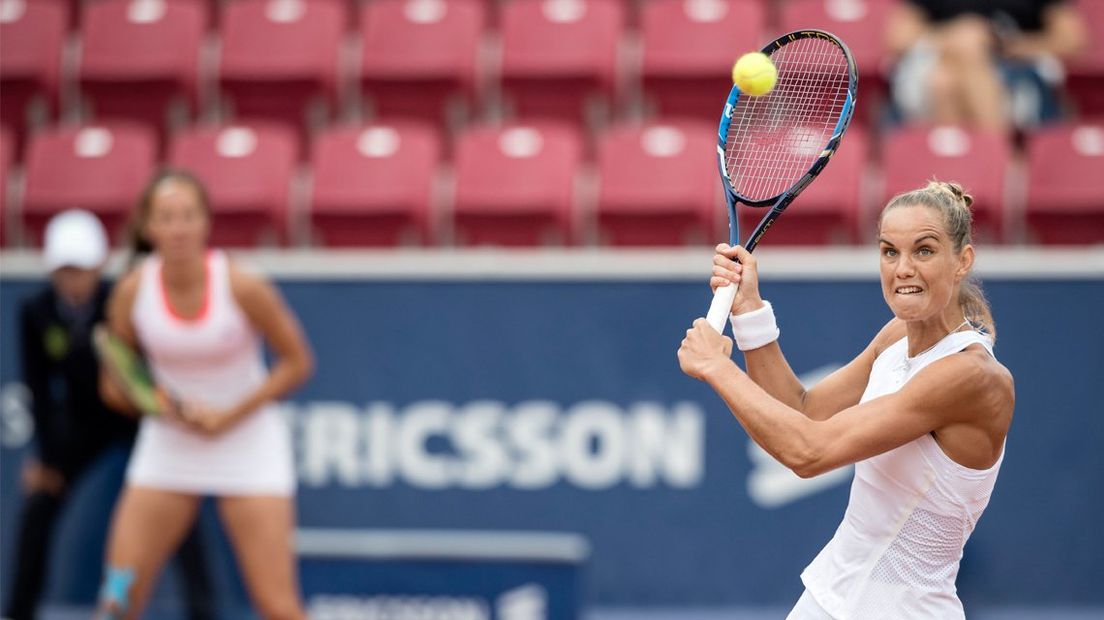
[706,30,858,333]
[93,325,173,416]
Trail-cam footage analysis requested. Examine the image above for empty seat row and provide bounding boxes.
[2,121,1101,248]
[7,0,1103,157]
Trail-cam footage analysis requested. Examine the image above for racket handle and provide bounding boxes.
[706,283,739,333]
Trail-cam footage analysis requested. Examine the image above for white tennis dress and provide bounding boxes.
[792,330,1004,619]
[126,250,295,496]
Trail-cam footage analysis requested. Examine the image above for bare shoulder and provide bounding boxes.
[964,344,1015,411]
[907,344,1014,423]
[105,266,144,342]
[871,318,906,357]
[227,259,272,298]
[107,267,142,316]
[227,259,282,317]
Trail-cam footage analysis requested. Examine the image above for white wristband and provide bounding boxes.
[729,300,780,351]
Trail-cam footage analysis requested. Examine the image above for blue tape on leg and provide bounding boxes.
[99,566,135,618]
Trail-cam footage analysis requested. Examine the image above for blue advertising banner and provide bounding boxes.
[2,265,1102,614]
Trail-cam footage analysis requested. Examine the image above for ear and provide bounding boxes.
[956,244,975,281]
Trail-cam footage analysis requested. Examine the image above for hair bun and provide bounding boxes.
[944,182,973,208]
[924,179,974,209]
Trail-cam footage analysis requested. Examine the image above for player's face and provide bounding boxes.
[50,266,100,307]
[878,205,969,322]
[145,180,210,261]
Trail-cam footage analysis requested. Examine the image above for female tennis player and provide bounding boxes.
[96,170,314,619]
[678,181,1014,619]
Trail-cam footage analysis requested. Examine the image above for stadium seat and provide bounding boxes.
[22,123,157,244]
[78,0,206,137]
[595,120,718,246]
[1068,0,1104,116]
[0,126,12,245]
[1025,122,1104,245]
[778,0,894,77]
[739,125,870,245]
[0,0,67,144]
[500,0,624,125]
[310,122,441,246]
[453,122,583,245]
[359,0,485,127]
[218,0,345,138]
[779,0,895,126]
[168,123,298,246]
[640,0,766,121]
[881,125,1012,242]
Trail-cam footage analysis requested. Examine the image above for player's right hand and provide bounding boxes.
[710,244,765,316]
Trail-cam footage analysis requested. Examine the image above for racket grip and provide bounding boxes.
[706,283,739,333]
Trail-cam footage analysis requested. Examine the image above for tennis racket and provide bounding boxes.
[93,325,172,416]
[706,29,858,333]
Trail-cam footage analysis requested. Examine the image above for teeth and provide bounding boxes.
[896,286,922,294]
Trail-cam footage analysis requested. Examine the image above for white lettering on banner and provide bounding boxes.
[307,585,548,620]
[0,383,33,448]
[292,400,705,490]
[308,594,489,620]
[397,401,453,489]
[496,584,547,620]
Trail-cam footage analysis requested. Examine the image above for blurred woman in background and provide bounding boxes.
[97,170,314,620]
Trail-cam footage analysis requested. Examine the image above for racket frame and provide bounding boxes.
[707,29,858,333]
[92,325,168,417]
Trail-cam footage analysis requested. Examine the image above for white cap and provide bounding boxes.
[43,209,109,271]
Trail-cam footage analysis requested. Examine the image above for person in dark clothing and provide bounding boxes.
[3,210,214,620]
[886,0,1087,130]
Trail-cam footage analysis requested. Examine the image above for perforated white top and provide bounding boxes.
[801,330,1004,619]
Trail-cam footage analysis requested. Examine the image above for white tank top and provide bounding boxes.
[132,250,267,407]
[800,330,1004,619]
[126,250,294,495]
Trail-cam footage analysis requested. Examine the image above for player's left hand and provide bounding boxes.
[678,318,735,380]
[180,403,237,437]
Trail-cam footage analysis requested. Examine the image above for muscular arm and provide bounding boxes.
[696,334,1011,478]
[222,265,314,424]
[743,321,901,421]
[712,245,900,421]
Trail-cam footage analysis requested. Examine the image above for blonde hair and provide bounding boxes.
[881,180,996,340]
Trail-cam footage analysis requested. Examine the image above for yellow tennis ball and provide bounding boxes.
[732,52,777,96]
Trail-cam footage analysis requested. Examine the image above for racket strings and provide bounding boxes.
[725,37,850,202]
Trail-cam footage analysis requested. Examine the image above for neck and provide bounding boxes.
[905,304,968,358]
[160,252,206,290]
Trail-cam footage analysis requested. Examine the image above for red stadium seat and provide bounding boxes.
[739,125,869,245]
[595,120,718,245]
[453,122,583,245]
[79,0,206,136]
[500,0,623,125]
[168,123,297,246]
[0,0,67,141]
[1068,0,1104,116]
[22,123,157,243]
[310,122,441,246]
[779,0,896,125]
[1025,122,1104,245]
[881,125,1012,242]
[218,0,345,137]
[641,0,766,121]
[359,0,485,127]
[0,126,12,245]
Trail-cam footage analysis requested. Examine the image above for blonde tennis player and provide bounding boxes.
[97,170,314,619]
[679,181,1014,619]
